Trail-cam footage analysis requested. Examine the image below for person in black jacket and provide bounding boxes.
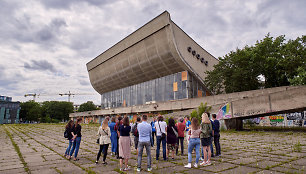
[212,114,221,156]
[68,118,82,161]
[64,120,74,158]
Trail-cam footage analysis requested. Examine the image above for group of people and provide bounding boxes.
[64,112,221,171]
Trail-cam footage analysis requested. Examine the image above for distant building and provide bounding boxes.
[0,96,20,124]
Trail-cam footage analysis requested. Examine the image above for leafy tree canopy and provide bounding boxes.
[205,34,306,94]
[77,101,98,112]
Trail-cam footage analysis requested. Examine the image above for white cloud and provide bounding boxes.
[1,0,305,105]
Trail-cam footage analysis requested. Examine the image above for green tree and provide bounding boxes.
[19,101,41,122]
[190,102,211,124]
[289,67,306,85]
[205,34,306,94]
[77,101,98,112]
[41,101,73,122]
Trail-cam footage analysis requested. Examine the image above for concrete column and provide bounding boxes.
[224,118,243,130]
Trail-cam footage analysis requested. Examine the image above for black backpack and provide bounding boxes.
[64,129,69,138]
[132,123,139,137]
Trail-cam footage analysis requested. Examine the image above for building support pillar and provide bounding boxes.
[224,118,243,131]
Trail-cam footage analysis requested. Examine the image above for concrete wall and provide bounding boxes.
[70,86,305,119]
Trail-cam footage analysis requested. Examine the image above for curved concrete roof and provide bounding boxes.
[87,11,219,94]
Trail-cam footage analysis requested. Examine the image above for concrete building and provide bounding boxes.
[0,96,20,124]
[87,11,218,110]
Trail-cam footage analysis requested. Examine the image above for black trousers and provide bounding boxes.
[97,144,109,162]
[176,137,184,155]
[152,131,156,146]
[214,134,221,155]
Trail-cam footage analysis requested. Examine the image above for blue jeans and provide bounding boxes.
[137,141,151,168]
[188,138,200,164]
[110,132,117,153]
[65,139,73,155]
[70,137,81,158]
[156,136,166,160]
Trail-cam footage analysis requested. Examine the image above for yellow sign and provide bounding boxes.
[173,82,178,91]
[181,71,187,81]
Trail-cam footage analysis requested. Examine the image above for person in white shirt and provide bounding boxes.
[154,115,167,161]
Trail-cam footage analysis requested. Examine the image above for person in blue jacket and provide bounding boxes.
[108,117,118,156]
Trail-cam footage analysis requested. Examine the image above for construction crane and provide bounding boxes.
[24,93,39,101]
[59,91,95,102]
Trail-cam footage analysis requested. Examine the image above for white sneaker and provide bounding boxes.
[206,161,212,166]
[200,161,206,166]
[194,163,198,168]
[147,168,152,172]
[136,168,141,172]
[184,163,192,168]
[199,157,204,161]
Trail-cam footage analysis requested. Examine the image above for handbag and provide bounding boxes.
[96,138,99,144]
[158,121,166,139]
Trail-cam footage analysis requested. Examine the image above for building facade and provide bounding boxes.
[0,96,20,124]
[87,11,219,110]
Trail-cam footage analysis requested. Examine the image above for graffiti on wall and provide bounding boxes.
[217,103,232,120]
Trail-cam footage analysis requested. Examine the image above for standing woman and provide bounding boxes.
[108,117,117,156]
[166,118,178,160]
[184,117,201,168]
[118,117,131,171]
[64,120,74,158]
[200,113,212,166]
[68,117,82,161]
[96,119,111,164]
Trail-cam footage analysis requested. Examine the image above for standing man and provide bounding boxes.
[176,118,186,156]
[150,116,157,146]
[212,114,221,156]
[185,116,191,144]
[137,115,152,172]
[155,115,167,161]
[132,117,141,155]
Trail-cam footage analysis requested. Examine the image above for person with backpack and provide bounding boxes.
[132,117,141,155]
[155,115,167,161]
[96,119,111,164]
[64,120,74,158]
[68,117,82,161]
[200,113,213,166]
[166,118,178,160]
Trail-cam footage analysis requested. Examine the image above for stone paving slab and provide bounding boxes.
[1,124,305,174]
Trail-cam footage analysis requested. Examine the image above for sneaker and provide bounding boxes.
[184,163,192,168]
[95,161,98,164]
[199,157,204,161]
[136,168,141,172]
[147,168,152,172]
[200,161,206,166]
[193,163,198,168]
[206,161,212,166]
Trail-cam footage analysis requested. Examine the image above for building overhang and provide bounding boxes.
[87,11,219,94]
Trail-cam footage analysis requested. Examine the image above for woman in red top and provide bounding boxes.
[176,118,186,156]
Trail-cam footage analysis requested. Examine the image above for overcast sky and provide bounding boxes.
[0,0,305,105]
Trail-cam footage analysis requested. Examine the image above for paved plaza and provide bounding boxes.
[0,124,305,174]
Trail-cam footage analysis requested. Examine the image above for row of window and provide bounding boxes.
[101,71,208,109]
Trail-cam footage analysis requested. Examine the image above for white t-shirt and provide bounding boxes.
[155,121,167,136]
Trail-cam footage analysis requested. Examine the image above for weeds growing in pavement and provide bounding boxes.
[293,141,302,152]
[4,126,30,174]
